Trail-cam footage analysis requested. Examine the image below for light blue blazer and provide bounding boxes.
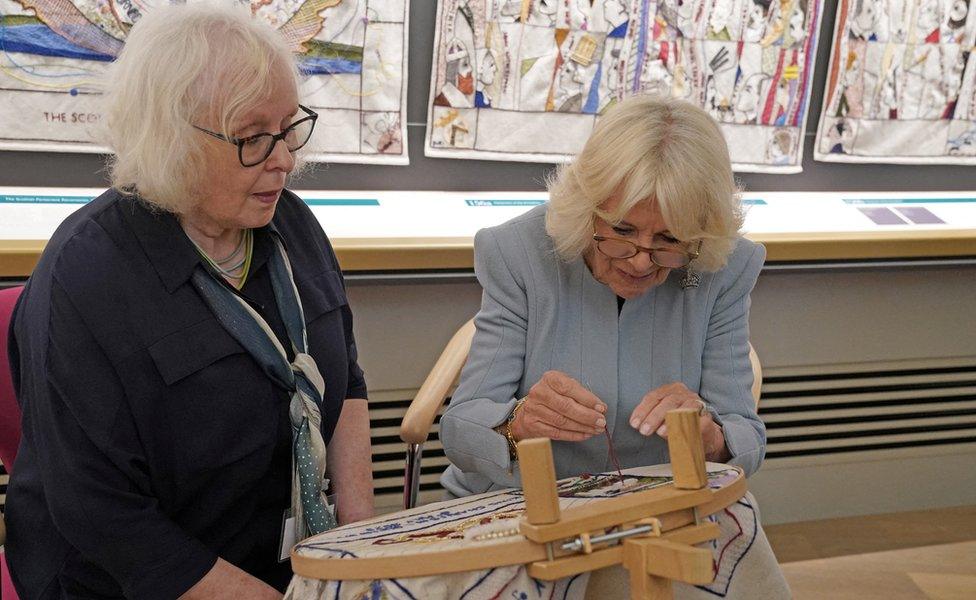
[440,204,766,497]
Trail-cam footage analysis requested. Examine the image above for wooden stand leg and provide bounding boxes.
[622,538,714,600]
[665,409,708,490]
[629,569,672,600]
[625,545,672,600]
[516,438,561,525]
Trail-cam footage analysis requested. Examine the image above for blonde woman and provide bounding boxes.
[440,95,786,598]
[441,95,763,493]
[5,4,372,599]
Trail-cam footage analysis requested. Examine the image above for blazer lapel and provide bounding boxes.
[579,260,619,437]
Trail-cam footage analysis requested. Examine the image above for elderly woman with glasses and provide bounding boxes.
[438,96,789,598]
[5,4,372,599]
[441,95,766,496]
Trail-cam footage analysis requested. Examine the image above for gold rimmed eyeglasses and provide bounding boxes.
[592,234,701,268]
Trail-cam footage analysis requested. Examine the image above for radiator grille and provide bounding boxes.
[761,362,976,461]
[369,360,976,511]
[369,394,449,512]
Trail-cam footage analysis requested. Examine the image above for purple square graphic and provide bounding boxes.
[858,207,908,225]
[894,206,945,225]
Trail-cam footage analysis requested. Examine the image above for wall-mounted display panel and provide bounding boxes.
[2,188,975,276]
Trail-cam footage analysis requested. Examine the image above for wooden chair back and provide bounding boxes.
[399,319,476,508]
[400,319,476,446]
[749,344,763,410]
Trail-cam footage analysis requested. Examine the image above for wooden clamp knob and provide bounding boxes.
[665,409,708,490]
[516,438,561,525]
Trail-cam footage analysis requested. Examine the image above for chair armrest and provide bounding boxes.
[748,343,762,410]
[399,319,477,445]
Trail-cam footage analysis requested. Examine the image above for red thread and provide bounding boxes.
[604,425,624,484]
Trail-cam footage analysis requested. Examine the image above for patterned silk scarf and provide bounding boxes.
[191,233,337,537]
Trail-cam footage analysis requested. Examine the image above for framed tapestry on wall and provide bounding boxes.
[814,0,976,165]
[0,0,410,164]
[425,0,825,173]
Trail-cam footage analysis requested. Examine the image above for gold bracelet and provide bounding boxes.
[504,397,527,460]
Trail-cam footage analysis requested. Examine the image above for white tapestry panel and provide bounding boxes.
[426,0,826,173]
[814,0,976,165]
[0,0,409,164]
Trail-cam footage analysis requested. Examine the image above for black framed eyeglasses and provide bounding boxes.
[592,234,701,268]
[193,104,318,167]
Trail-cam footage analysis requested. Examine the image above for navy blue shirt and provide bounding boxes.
[6,189,367,599]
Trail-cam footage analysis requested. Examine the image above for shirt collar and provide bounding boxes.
[248,221,280,276]
[120,193,283,294]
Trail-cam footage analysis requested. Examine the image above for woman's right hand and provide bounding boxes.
[510,371,608,442]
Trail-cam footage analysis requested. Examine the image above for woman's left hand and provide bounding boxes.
[628,382,730,462]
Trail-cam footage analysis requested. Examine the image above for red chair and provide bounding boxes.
[1,285,24,600]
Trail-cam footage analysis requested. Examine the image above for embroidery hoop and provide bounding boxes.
[291,409,748,599]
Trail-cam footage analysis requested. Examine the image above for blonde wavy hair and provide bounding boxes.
[101,1,301,214]
[546,95,744,272]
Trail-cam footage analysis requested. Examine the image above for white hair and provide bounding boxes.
[545,95,745,272]
[101,1,301,214]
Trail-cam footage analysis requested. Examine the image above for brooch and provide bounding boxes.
[680,269,700,289]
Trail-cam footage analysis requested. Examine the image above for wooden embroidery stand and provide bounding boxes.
[289,407,747,597]
[517,409,723,599]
